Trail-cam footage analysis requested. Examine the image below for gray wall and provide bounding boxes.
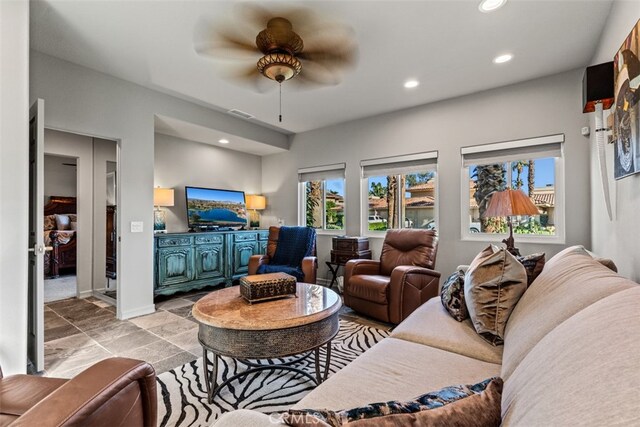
[44,155,77,200]
[589,1,640,281]
[262,69,591,281]
[0,0,29,375]
[30,50,288,319]
[154,133,262,233]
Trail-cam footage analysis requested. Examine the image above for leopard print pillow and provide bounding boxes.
[440,269,468,321]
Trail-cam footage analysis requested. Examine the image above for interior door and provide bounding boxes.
[28,98,46,371]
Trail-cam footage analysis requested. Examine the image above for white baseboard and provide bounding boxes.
[78,290,93,299]
[316,278,331,286]
[120,304,156,320]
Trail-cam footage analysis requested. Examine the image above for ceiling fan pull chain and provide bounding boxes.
[279,82,283,123]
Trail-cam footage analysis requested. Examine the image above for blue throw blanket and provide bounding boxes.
[257,226,316,281]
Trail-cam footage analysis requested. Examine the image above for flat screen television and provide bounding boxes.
[185,186,248,229]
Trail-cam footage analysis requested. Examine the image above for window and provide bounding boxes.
[361,152,438,233]
[298,163,345,231]
[461,134,564,240]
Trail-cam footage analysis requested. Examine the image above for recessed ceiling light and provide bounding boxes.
[493,54,513,64]
[404,79,419,89]
[479,0,507,13]
[218,138,229,144]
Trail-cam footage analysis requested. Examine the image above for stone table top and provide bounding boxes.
[192,283,341,331]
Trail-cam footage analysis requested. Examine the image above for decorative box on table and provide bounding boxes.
[240,272,297,303]
[331,236,371,264]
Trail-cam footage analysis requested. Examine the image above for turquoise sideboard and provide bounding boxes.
[154,230,269,296]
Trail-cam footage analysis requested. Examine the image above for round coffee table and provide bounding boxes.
[192,282,342,403]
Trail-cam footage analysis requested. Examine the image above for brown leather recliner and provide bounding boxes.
[0,357,157,427]
[344,229,440,324]
[248,226,318,284]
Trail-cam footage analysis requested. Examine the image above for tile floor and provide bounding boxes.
[43,288,392,379]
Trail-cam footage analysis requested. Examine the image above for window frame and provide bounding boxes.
[459,134,566,245]
[360,151,438,237]
[297,163,346,235]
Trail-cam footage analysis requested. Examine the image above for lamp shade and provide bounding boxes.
[153,188,174,207]
[246,194,266,210]
[483,189,539,218]
[582,61,614,113]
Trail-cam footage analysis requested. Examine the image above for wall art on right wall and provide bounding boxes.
[613,19,640,180]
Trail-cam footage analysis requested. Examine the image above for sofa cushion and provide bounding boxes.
[292,337,501,411]
[346,275,389,304]
[465,246,527,345]
[440,269,468,321]
[501,245,635,380]
[391,297,503,364]
[501,286,640,426]
[284,377,502,427]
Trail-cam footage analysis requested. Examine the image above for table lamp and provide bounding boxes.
[154,187,174,234]
[482,188,539,256]
[245,194,266,229]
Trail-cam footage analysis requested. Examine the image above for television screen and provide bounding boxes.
[185,186,248,229]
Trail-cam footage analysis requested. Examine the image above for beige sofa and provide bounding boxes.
[215,246,640,426]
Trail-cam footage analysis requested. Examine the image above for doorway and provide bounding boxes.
[43,154,78,303]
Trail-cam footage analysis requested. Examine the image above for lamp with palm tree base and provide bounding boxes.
[482,188,539,256]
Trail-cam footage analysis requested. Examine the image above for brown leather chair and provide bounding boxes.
[248,226,318,284]
[344,229,440,324]
[0,357,157,427]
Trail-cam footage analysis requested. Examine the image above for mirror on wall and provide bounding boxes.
[92,139,118,303]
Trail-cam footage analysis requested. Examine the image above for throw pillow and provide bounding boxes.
[465,245,527,346]
[441,269,468,321]
[282,377,503,427]
[55,214,71,230]
[516,253,545,286]
[44,214,57,231]
[70,221,78,231]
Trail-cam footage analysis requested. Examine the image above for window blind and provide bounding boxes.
[298,163,345,182]
[361,151,438,178]
[461,134,564,167]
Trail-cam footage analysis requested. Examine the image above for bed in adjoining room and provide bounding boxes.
[43,196,77,278]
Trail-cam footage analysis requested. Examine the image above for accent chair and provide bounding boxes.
[0,357,157,426]
[248,226,318,284]
[344,229,440,324]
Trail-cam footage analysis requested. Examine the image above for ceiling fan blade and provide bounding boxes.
[299,44,358,71]
[297,61,342,86]
[221,64,276,93]
[235,3,316,32]
[194,19,258,59]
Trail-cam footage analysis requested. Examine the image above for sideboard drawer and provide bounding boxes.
[157,236,193,247]
[195,234,224,245]
[234,233,257,242]
[258,231,270,241]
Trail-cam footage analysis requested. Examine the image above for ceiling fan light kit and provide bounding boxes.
[256,52,302,82]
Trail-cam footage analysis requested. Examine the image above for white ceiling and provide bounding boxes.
[30,0,612,135]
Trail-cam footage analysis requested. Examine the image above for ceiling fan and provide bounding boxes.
[195,4,358,122]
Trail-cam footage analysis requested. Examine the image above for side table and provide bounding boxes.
[325,261,344,291]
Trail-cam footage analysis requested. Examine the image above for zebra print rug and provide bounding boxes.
[156,320,389,427]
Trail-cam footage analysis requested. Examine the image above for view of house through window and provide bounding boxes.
[367,172,436,231]
[304,178,345,230]
[469,158,556,235]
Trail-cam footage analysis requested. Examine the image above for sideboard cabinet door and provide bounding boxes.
[195,244,225,280]
[157,247,194,287]
[230,241,258,278]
